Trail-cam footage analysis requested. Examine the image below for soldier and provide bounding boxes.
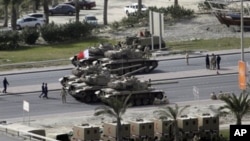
[210,54,216,70]
[61,87,67,103]
[2,77,9,93]
[144,45,150,59]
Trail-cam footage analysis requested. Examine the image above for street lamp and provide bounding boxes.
[241,0,244,61]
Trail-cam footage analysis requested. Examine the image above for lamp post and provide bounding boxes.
[241,0,244,61]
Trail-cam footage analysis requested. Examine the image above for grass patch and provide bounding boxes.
[167,37,245,51]
[0,38,114,65]
[0,37,248,70]
[220,129,229,140]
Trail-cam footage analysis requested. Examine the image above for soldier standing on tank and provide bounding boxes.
[61,87,67,103]
[144,45,150,59]
[2,77,9,93]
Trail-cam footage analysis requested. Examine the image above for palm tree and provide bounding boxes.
[219,92,250,125]
[137,0,142,16]
[43,0,49,24]
[94,95,131,141]
[103,0,108,25]
[74,0,80,22]
[10,0,18,30]
[174,0,178,7]
[2,0,10,27]
[154,104,190,141]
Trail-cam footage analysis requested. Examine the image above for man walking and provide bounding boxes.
[205,54,210,69]
[2,77,9,93]
[43,83,48,99]
[39,83,45,98]
[61,87,67,103]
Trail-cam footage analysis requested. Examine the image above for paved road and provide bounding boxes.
[0,133,22,141]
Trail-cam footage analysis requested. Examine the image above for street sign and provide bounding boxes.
[23,100,29,112]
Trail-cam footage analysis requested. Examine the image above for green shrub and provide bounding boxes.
[21,27,39,45]
[40,21,93,43]
[0,30,20,50]
[110,21,120,30]
[40,22,63,43]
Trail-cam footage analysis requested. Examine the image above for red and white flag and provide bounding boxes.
[77,49,89,60]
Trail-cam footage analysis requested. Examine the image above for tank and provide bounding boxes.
[70,43,114,67]
[59,63,113,103]
[100,48,158,75]
[95,76,164,106]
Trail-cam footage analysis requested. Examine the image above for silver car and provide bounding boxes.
[10,17,45,30]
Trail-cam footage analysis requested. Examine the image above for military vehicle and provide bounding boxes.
[71,45,158,76]
[99,47,158,75]
[70,43,114,67]
[95,76,164,106]
[59,63,112,103]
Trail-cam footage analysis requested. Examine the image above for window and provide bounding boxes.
[94,129,97,133]
[193,121,196,125]
[206,119,209,124]
[87,130,90,134]
[213,119,217,124]
[149,125,152,129]
[185,122,189,126]
[142,125,145,130]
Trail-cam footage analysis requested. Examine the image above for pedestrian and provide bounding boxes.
[205,54,210,69]
[2,77,9,93]
[216,55,221,70]
[43,83,48,99]
[39,83,45,98]
[185,52,189,65]
[210,54,216,70]
[61,87,67,103]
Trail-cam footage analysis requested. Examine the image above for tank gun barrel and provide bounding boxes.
[123,66,147,77]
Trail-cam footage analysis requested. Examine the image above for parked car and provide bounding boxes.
[124,3,147,15]
[9,17,45,30]
[49,4,76,16]
[83,15,98,26]
[64,0,96,10]
[26,13,46,22]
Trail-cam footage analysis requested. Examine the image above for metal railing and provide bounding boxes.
[0,124,59,141]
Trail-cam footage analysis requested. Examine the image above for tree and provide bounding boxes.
[103,0,108,25]
[219,92,250,125]
[10,0,18,30]
[2,0,10,27]
[174,0,178,7]
[43,0,49,24]
[154,104,190,141]
[94,95,131,141]
[74,0,80,22]
[137,0,142,16]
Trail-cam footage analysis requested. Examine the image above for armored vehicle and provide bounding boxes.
[100,48,158,75]
[60,63,114,103]
[95,76,164,106]
[70,43,114,67]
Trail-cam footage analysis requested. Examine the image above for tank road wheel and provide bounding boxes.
[144,66,150,73]
[142,98,150,105]
[92,95,99,102]
[85,95,92,103]
[156,93,164,100]
[151,61,158,68]
[134,99,142,106]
